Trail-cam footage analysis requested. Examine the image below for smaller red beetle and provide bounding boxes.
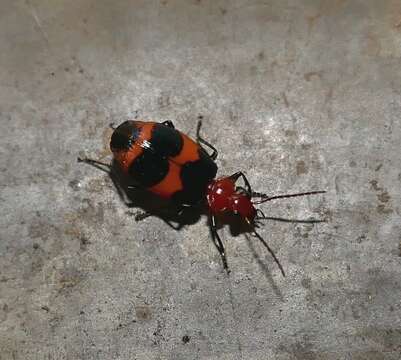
[79,119,325,275]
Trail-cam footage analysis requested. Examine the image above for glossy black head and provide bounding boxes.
[110,121,141,151]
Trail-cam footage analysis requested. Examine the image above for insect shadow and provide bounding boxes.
[106,160,203,229]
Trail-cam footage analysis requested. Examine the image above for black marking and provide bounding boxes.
[173,149,217,205]
[129,150,169,187]
[151,123,183,157]
[110,121,141,151]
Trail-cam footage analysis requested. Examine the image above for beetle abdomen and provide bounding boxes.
[110,120,217,204]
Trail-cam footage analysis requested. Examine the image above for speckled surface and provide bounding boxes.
[1,1,401,359]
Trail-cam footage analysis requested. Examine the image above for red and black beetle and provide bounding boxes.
[79,119,325,275]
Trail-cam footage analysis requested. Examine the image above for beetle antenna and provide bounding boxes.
[253,229,286,277]
[253,190,326,205]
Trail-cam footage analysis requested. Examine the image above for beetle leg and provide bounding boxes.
[164,203,190,230]
[134,211,153,221]
[134,211,184,230]
[134,202,187,230]
[235,185,249,196]
[209,215,230,273]
[196,120,218,160]
[77,157,111,173]
[163,220,185,230]
[229,172,252,197]
[162,120,175,128]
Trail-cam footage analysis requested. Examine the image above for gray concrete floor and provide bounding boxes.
[1,1,401,359]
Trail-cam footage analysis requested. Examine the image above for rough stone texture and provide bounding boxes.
[1,1,400,359]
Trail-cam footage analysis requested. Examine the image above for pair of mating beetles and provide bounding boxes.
[79,120,325,275]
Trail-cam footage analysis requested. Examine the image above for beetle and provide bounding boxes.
[78,119,325,275]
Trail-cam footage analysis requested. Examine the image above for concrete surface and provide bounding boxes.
[1,0,401,359]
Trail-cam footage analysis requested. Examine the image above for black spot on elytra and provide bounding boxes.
[151,123,183,157]
[129,150,169,187]
[173,149,217,205]
[110,121,141,151]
